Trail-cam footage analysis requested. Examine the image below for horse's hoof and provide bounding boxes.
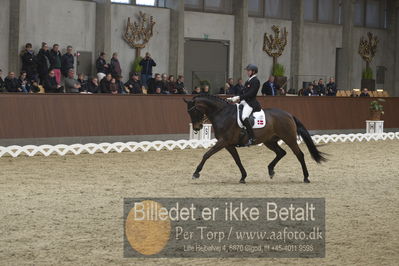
[192,173,200,179]
[239,179,246,184]
[304,178,310,183]
[269,170,275,179]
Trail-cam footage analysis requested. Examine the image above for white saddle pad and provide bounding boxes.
[236,104,266,129]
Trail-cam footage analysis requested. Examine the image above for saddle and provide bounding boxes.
[236,104,266,129]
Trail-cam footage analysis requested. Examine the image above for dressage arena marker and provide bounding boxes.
[0,132,398,158]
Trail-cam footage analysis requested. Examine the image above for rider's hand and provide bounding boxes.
[227,96,240,103]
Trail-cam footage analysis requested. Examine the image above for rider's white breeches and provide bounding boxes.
[241,100,253,120]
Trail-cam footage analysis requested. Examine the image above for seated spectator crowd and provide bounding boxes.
[298,78,337,96]
[0,42,380,97]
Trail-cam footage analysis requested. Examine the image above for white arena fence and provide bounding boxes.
[0,132,398,158]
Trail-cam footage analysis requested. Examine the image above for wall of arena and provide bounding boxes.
[111,4,171,79]
[19,0,97,63]
[248,17,292,85]
[2,0,399,95]
[0,94,398,140]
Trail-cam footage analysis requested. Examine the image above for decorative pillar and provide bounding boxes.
[233,0,248,80]
[290,0,304,90]
[167,0,185,76]
[94,0,112,58]
[338,0,356,91]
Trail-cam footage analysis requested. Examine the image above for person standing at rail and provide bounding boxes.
[139,52,156,88]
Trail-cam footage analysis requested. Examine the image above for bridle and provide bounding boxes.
[188,104,208,124]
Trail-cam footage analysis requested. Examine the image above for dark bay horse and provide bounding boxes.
[184,95,326,183]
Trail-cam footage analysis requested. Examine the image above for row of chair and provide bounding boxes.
[336,90,390,97]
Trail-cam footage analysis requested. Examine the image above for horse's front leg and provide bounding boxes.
[192,140,226,179]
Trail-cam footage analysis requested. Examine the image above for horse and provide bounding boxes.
[184,95,326,184]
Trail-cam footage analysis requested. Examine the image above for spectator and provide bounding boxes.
[220,78,233,94]
[61,45,74,77]
[18,71,29,93]
[316,79,326,96]
[326,77,337,96]
[43,70,64,93]
[161,73,169,94]
[4,72,22,92]
[148,73,163,94]
[49,44,62,84]
[192,86,201,95]
[360,88,370,97]
[30,80,41,93]
[230,78,244,95]
[303,84,318,96]
[100,73,112,93]
[350,89,360,97]
[201,85,210,95]
[110,53,122,78]
[96,52,109,81]
[0,69,4,91]
[77,73,88,92]
[88,77,100,94]
[116,75,128,94]
[64,69,81,93]
[262,76,280,96]
[176,75,187,94]
[21,43,38,82]
[154,87,162,95]
[139,52,156,87]
[166,75,177,94]
[37,42,51,84]
[125,72,142,94]
[110,78,118,95]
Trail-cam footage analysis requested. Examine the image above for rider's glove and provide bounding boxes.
[227,96,240,103]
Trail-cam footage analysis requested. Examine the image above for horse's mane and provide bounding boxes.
[193,94,229,105]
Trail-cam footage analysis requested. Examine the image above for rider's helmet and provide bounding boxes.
[245,64,258,74]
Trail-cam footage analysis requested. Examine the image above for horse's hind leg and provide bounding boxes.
[225,146,247,184]
[264,141,287,179]
[286,140,310,183]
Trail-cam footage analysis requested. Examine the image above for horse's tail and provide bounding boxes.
[293,116,327,163]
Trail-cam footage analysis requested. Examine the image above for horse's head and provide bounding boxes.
[184,98,205,131]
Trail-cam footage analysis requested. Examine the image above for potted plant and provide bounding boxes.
[272,63,287,94]
[132,56,143,74]
[361,66,375,91]
[359,32,378,91]
[369,98,385,120]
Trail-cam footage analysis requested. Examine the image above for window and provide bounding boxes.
[354,0,386,28]
[318,0,334,23]
[304,0,342,24]
[249,0,264,17]
[304,0,316,21]
[354,0,365,26]
[365,0,380,28]
[265,0,282,18]
[184,0,232,14]
[136,0,156,6]
[204,0,232,13]
[249,0,291,19]
[111,0,130,3]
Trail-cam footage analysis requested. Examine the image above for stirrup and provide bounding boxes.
[244,138,256,147]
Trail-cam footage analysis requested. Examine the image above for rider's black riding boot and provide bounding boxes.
[243,118,256,146]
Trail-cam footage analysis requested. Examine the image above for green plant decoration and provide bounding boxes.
[362,67,373,79]
[370,98,385,114]
[132,56,143,73]
[272,63,285,77]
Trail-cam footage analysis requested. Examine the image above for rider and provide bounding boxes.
[227,64,261,146]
